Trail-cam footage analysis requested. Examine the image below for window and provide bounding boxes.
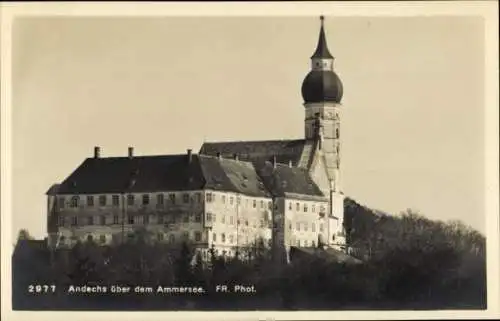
[297,240,301,247]
[312,204,316,213]
[196,193,201,203]
[183,214,189,223]
[195,231,202,242]
[221,233,226,243]
[253,200,257,208]
[230,196,234,205]
[260,220,265,228]
[268,201,272,209]
[312,241,316,247]
[222,215,226,224]
[99,235,106,244]
[99,215,105,225]
[169,234,175,243]
[296,222,300,231]
[157,194,164,206]
[144,215,150,224]
[304,223,308,231]
[336,128,339,138]
[212,214,217,222]
[245,220,248,226]
[113,215,119,224]
[222,195,226,204]
[245,199,249,207]
[288,202,292,210]
[260,200,264,208]
[59,236,66,245]
[58,197,65,209]
[70,196,79,208]
[142,194,150,205]
[206,213,212,222]
[320,224,324,232]
[212,233,217,242]
[320,205,325,213]
[183,193,189,203]
[206,193,212,203]
[237,197,241,205]
[304,204,308,212]
[229,234,234,244]
[112,195,119,207]
[289,223,292,230]
[158,214,164,224]
[195,212,201,222]
[87,216,94,225]
[87,196,94,207]
[169,193,176,204]
[87,235,94,242]
[127,194,134,206]
[230,216,234,225]
[296,202,300,211]
[183,231,189,240]
[128,215,134,225]
[99,195,106,206]
[312,223,316,232]
[58,216,65,227]
[158,233,164,241]
[304,240,308,247]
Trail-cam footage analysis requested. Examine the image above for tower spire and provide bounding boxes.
[311,15,333,59]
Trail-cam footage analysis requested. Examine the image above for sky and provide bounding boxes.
[11,15,485,239]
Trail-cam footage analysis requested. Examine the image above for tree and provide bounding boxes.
[17,229,33,241]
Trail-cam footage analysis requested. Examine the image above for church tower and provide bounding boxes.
[301,16,345,249]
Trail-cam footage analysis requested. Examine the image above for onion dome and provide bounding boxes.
[301,16,343,104]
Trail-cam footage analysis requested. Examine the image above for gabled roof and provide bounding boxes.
[199,139,306,167]
[53,149,323,198]
[56,155,205,195]
[257,162,325,199]
[199,155,270,197]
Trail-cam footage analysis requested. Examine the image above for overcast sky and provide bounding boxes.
[11,15,485,239]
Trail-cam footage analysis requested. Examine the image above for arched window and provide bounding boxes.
[70,196,79,208]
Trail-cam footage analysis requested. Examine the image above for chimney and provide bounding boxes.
[187,149,193,163]
[216,152,221,160]
[272,155,277,168]
[128,147,134,159]
[233,153,239,161]
[94,146,100,159]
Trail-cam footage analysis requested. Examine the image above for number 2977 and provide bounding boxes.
[28,285,56,293]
